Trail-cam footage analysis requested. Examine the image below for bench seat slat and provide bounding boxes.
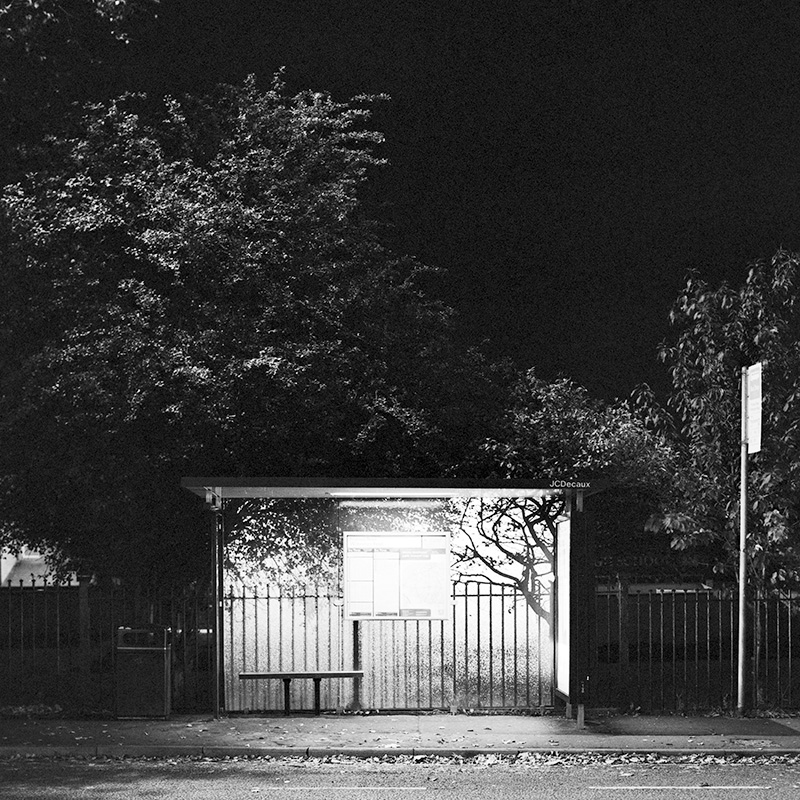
[239,671,363,679]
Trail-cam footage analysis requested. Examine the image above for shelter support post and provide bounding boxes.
[570,491,595,728]
[211,494,225,719]
[350,620,362,711]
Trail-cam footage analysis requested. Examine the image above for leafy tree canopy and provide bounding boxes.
[480,370,677,487]
[225,497,451,589]
[1,0,149,46]
[450,370,679,611]
[220,371,677,600]
[0,75,507,585]
[0,0,158,183]
[643,249,800,590]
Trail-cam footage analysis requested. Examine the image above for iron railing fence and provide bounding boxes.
[223,581,554,713]
[594,586,800,712]
[0,578,214,713]
[9,579,800,716]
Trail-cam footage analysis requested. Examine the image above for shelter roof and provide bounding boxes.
[181,477,601,501]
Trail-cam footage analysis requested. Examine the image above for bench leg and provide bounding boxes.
[282,678,291,715]
[313,678,322,715]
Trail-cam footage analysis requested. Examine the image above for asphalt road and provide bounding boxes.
[3,759,800,800]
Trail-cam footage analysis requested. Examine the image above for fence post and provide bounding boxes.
[617,577,630,711]
[78,575,91,710]
[350,620,362,711]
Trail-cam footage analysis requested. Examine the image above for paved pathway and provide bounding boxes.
[3,714,800,757]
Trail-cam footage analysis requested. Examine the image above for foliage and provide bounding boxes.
[0,0,152,46]
[480,370,677,487]
[225,498,452,589]
[450,370,678,610]
[644,249,800,590]
[224,499,341,588]
[450,495,562,622]
[0,0,157,186]
[0,75,506,584]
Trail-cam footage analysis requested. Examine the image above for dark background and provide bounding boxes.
[106,0,800,400]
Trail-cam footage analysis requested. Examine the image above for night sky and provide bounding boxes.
[113,1,800,401]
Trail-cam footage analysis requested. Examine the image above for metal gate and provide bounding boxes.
[1,579,213,713]
[593,586,800,712]
[224,581,553,712]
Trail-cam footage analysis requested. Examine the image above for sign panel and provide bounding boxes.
[747,362,762,454]
[344,532,450,619]
[554,517,571,699]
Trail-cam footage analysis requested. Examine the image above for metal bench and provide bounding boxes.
[239,671,364,715]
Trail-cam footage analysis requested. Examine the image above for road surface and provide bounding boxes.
[2,758,800,799]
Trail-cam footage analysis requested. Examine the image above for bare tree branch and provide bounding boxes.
[451,496,556,621]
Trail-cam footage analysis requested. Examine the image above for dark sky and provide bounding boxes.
[116,0,800,401]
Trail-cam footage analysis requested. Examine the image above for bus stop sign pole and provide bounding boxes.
[738,362,762,716]
[737,367,748,716]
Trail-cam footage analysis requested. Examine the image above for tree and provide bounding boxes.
[1,0,148,42]
[450,370,678,618]
[0,75,507,585]
[644,249,800,591]
[450,494,564,622]
[225,497,452,589]
[224,498,341,588]
[0,0,157,184]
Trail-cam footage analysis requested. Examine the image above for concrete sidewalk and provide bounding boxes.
[3,713,800,758]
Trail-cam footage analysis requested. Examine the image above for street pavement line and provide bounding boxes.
[267,789,426,791]
[587,787,771,791]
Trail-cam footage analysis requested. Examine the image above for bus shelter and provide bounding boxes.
[181,478,598,721]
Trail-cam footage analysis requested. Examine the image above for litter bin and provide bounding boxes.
[115,625,171,718]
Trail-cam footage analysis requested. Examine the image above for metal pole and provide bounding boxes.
[351,620,362,710]
[737,366,748,715]
[217,502,225,716]
[211,497,224,720]
[212,504,219,719]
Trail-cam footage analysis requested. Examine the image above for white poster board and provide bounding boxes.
[747,362,762,454]
[554,517,571,699]
[344,532,450,619]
